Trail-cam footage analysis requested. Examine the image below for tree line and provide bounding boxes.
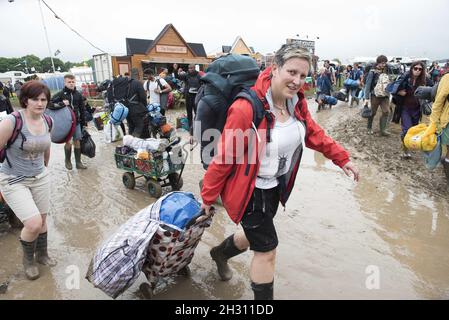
[0,54,93,73]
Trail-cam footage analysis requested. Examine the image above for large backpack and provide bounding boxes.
[0,111,53,167]
[374,73,390,98]
[194,54,265,169]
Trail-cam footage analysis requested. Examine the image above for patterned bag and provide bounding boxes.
[142,217,211,287]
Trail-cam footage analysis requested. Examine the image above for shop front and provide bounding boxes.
[112,24,211,80]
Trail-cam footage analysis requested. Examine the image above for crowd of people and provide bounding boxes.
[313,56,449,162]
[0,44,448,300]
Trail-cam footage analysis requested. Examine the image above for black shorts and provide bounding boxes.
[240,186,280,252]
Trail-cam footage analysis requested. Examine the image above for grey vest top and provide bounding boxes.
[0,110,51,177]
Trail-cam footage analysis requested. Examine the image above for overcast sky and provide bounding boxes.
[1,0,449,63]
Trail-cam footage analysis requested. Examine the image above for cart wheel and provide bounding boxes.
[139,283,153,299]
[169,173,183,191]
[146,179,162,198]
[122,172,135,189]
[177,266,190,277]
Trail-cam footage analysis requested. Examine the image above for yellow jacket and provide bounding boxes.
[430,73,449,132]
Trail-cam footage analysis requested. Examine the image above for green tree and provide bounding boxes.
[64,61,75,71]
[21,54,42,73]
[41,57,65,73]
[0,57,11,72]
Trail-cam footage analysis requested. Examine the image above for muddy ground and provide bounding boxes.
[327,104,448,197]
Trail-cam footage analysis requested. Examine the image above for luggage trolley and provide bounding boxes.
[115,137,186,198]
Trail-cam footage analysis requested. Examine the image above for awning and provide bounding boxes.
[140,56,211,65]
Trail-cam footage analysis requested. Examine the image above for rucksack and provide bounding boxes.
[374,73,390,97]
[110,78,136,107]
[194,54,265,168]
[0,111,53,167]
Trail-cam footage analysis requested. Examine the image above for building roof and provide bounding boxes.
[126,38,153,56]
[222,46,232,53]
[125,25,207,57]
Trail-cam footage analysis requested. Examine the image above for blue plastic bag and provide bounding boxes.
[423,135,442,170]
[159,192,201,230]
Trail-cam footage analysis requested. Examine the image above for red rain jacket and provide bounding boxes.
[201,67,350,224]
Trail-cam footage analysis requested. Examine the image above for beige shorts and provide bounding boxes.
[0,168,51,222]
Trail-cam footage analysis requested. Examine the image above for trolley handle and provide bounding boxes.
[185,207,215,229]
[166,136,181,151]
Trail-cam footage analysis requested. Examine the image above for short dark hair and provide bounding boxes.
[19,81,51,108]
[64,74,75,80]
[376,55,388,64]
[143,69,154,76]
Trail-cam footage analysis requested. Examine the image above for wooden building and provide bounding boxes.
[111,24,211,79]
[217,36,264,67]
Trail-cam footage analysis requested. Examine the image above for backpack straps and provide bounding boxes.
[3,111,24,168]
[234,88,273,142]
[42,114,53,132]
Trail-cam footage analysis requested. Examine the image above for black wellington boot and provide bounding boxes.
[20,239,40,280]
[35,232,57,266]
[210,235,247,281]
[64,145,72,170]
[379,113,391,136]
[251,280,274,300]
[74,148,87,169]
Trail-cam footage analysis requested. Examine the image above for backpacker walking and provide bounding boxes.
[179,64,202,134]
[363,55,391,136]
[51,74,88,170]
[0,81,56,280]
[107,74,149,139]
[198,44,360,300]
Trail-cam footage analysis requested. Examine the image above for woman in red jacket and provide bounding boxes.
[200,44,359,300]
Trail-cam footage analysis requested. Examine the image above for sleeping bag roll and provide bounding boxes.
[110,102,129,125]
[44,106,77,143]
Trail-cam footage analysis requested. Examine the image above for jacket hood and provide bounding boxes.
[252,67,305,110]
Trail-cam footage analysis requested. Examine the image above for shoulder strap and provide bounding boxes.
[9,111,23,145]
[235,88,273,142]
[156,78,164,90]
[42,114,53,132]
[2,111,24,167]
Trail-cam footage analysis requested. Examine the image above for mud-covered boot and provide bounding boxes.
[64,145,72,170]
[367,116,374,135]
[379,114,391,136]
[74,148,87,169]
[251,280,274,300]
[443,160,449,185]
[210,235,247,281]
[35,232,57,267]
[401,141,412,159]
[20,239,39,280]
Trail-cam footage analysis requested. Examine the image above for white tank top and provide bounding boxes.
[255,116,305,189]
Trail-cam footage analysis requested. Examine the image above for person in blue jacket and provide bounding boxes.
[316,68,333,111]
